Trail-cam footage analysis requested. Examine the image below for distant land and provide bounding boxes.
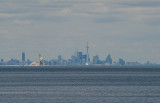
[1,51,159,66]
[0,65,160,72]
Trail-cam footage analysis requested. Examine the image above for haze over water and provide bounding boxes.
[0,0,160,63]
[0,67,160,103]
[1,0,160,102]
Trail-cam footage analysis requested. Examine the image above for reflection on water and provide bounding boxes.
[0,70,160,103]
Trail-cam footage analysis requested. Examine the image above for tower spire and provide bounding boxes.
[86,42,89,65]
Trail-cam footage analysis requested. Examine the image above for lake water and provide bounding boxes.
[0,68,160,103]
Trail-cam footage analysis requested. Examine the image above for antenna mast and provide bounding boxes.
[86,42,89,65]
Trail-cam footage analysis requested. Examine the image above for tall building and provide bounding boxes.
[82,54,87,62]
[22,52,25,62]
[58,55,62,61]
[1,59,3,62]
[106,54,112,64]
[93,55,99,64]
[77,51,83,64]
[119,58,125,65]
[77,52,83,60]
[58,55,62,65]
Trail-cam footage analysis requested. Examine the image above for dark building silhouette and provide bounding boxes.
[22,52,25,62]
[77,51,83,64]
[106,54,112,64]
[58,55,62,61]
[58,55,62,65]
[93,55,99,64]
[77,52,83,60]
[119,58,125,65]
[82,54,87,62]
[27,59,31,65]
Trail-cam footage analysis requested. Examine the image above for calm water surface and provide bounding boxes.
[0,69,160,103]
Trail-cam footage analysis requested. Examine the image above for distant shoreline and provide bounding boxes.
[0,65,160,68]
[0,65,160,72]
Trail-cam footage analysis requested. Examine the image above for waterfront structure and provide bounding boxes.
[29,54,44,66]
[126,62,141,66]
[39,54,44,66]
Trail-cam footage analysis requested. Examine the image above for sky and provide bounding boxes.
[0,0,160,63]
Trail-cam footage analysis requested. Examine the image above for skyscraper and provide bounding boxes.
[22,52,25,62]
[106,54,112,64]
[93,55,99,64]
[77,52,83,60]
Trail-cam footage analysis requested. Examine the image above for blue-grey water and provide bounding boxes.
[0,68,160,103]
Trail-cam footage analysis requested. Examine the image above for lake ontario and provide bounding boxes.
[0,66,160,103]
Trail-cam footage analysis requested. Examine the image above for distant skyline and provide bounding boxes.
[0,0,160,63]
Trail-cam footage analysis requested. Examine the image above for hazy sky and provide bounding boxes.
[0,0,160,63]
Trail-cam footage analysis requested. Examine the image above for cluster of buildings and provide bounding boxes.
[0,53,157,66]
[0,52,31,65]
[0,43,158,66]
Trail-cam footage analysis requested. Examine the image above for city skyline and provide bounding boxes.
[0,0,160,63]
[0,49,158,66]
[0,43,159,64]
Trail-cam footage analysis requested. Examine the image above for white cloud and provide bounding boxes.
[60,8,72,15]
[13,20,33,25]
[0,13,31,18]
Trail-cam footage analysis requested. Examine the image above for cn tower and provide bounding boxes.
[86,42,89,65]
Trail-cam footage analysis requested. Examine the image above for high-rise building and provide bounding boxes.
[77,51,83,64]
[1,59,3,62]
[22,52,25,62]
[106,54,112,64]
[119,58,125,65]
[82,54,87,63]
[58,55,62,61]
[27,59,31,65]
[58,55,62,65]
[93,55,99,64]
[77,52,83,60]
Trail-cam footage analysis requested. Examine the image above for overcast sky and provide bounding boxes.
[0,0,160,63]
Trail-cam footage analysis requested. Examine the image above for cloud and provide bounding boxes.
[13,20,33,25]
[0,13,31,18]
[93,16,124,23]
[116,1,160,7]
[61,8,72,15]
[49,8,72,16]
